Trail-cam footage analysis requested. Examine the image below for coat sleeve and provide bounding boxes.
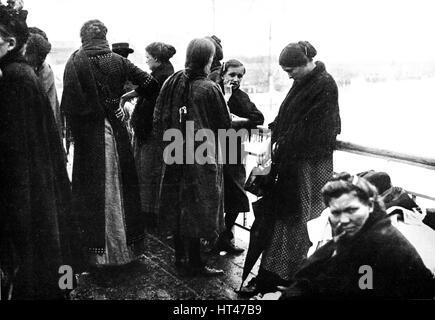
[123,58,159,98]
[229,90,264,128]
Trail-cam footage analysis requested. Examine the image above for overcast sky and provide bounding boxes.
[24,0,435,64]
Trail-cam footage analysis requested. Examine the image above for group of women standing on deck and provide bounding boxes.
[1,2,343,299]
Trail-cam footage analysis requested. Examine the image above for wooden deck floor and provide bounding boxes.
[70,229,259,300]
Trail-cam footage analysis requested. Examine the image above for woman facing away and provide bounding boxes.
[0,4,80,299]
[153,38,231,276]
[213,59,264,254]
[60,19,158,269]
[243,41,341,294]
[129,42,176,229]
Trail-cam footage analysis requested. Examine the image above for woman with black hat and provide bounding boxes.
[0,4,80,299]
[242,41,341,294]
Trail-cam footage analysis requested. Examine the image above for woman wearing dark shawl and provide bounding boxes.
[60,20,158,267]
[130,42,175,229]
[0,5,79,299]
[246,41,341,293]
[153,38,231,276]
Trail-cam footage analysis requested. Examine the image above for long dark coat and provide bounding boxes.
[154,70,231,240]
[61,47,158,252]
[223,88,264,213]
[0,54,79,299]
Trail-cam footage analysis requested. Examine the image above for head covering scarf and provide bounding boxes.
[79,19,110,54]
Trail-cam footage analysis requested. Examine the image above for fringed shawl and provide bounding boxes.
[153,69,207,140]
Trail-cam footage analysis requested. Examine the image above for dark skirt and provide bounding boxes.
[134,135,164,220]
[259,156,333,281]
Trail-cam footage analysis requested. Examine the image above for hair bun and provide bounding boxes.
[298,41,317,59]
[146,42,176,62]
[164,44,176,59]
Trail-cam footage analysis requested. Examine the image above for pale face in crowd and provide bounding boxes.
[0,33,16,61]
[222,66,245,90]
[328,191,373,240]
[145,51,161,71]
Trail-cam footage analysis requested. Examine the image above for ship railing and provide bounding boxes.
[235,127,435,231]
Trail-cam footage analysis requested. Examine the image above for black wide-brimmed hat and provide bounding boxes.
[112,42,134,54]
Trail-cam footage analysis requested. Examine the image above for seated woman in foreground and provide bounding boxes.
[256,172,435,299]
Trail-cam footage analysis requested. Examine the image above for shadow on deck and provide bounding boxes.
[70,228,258,300]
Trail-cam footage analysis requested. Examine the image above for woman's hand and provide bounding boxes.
[115,107,126,121]
[120,90,139,109]
[230,113,249,127]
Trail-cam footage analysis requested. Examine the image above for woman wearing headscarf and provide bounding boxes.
[130,42,176,229]
[213,59,264,253]
[60,20,158,267]
[153,38,231,276]
[245,41,341,294]
[0,4,79,299]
